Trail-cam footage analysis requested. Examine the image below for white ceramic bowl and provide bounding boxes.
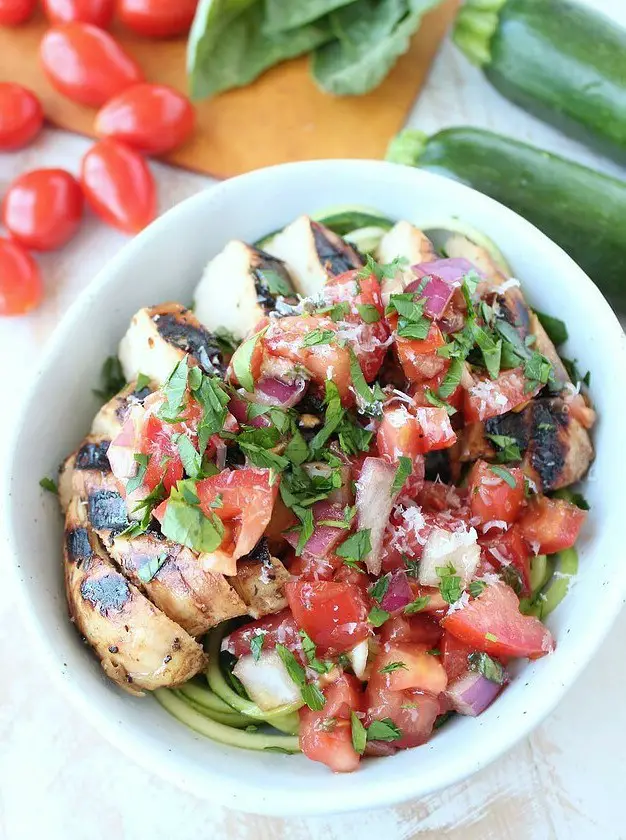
[5,160,626,816]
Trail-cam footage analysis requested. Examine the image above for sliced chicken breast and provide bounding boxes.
[64,498,205,695]
[265,216,364,299]
[58,435,119,513]
[91,378,155,439]
[109,531,247,636]
[376,220,437,266]
[194,241,295,340]
[118,303,225,385]
[228,539,289,619]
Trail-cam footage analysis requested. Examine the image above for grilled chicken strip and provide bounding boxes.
[118,302,225,385]
[194,241,295,340]
[64,498,205,695]
[377,221,437,267]
[58,435,119,514]
[109,531,247,636]
[457,397,593,492]
[228,539,289,619]
[91,378,155,439]
[265,216,364,298]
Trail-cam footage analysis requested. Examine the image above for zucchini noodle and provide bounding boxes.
[520,549,578,619]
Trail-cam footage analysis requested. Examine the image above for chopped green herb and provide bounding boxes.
[295,507,314,555]
[472,325,502,380]
[336,529,372,565]
[351,711,367,754]
[534,311,568,346]
[161,481,224,553]
[403,595,430,614]
[427,648,441,656]
[302,329,335,347]
[468,651,505,685]
[214,327,239,355]
[137,552,168,583]
[369,574,390,603]
[250,632,265,663]
[231,328,267,393]
[135,372,151,392]
[438,357,464,399]
[391,456,412,496]
[468,580,487,598]
[194,375,230,455]
[283,428,309,466]
[485,632,498,643]
[368,606,390,627]
[357,253,407,282]
[93,355,126,402]
[299,630,331,675]
[328,302,350,322]
[309,381,344,452]
[366,718,402,742]
[485,433,522,463]
[39,476,58,494]
[404,558,420,579]
[436,563,463,604]
[348,348,382,413]
[275,643,326,711]
[126,453,150,495]
[174,434,202,479]
[356,303,381,323]
[425,388,456,416]
[256,268,292,297]
[489,464,517,489]
[524,351,552,388]
[318,504,356,530]
[159,357,189,421]
[379,661,408,674]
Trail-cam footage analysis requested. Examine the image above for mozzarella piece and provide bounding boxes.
[265,215,363,299]
[232,650,301,711]
[118,303,224,385]
[419,527,480,588]
[194,240,294,340]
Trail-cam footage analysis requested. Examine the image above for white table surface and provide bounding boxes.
[2,3,626,838]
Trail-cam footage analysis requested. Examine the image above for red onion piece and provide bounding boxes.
[214,437,227,471]
[229,396,271,428]
[407,258,484,319]
[284,500,346,557]
[255,377,308,408]
[364,741,397,757]
[380,570,413,613]
[356,457,398,575]
[445,671,502,716]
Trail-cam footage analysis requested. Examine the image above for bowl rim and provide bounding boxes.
[4,158,626,816]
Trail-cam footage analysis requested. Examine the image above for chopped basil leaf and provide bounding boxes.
[403,595,430,614]
[472,325,502,380]
[348,348,377,408]
[336,529,372,564]
[137,551,168,583]
[302,329,335,347]
[93,355,126,402]
[299,630,331,674]
[427,648,441,656]
[438,357,464,399]
[534,311,568,347]
[309,381,344,453]
[231,328,266,393]
[250,632,265,662]
[159,357,189,421]
[468,580,487,597]
[468,651,505,685]
[489,464,517,488]
[485,433,522,463]
[436,563,462,604]
[161,482,224,553]
[341,557,366,574]
[397,319,431,340]
[404,559,420,579]
[39,476,58,494]
[275,643,326,711]
[369,574,390,603]
[126,453,150,495]
[356,303,381,323]
[214,327,239,355]
[424,388,456,416]
[256,268,292,297]
[379,661,408,674]
[462,270,481,297]
[328,302,350,322]
[284,428,309,466]
[390,456,412,496]
[318,504,356,529]
[366,718,402,742]
[357,253,407,282]
[337,415,373,455]
[135,372,151,392]
[174,434,202,479]
[524,351,552,387]
[301,683,326,711]
[194,375,230,455]
[351,712,367,754]
[368,606,390,627]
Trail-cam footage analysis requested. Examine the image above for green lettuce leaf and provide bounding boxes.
[263,0,358,34]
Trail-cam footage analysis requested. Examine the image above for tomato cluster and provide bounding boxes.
[0,0,198,315]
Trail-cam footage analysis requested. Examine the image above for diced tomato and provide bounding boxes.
[263,315,352,403]
[365,684,440,750]
[380,614,443,648]
[369,642,447,694]
[468,460,525,526]
[395,322,448,384]
[464,368,540,423]
[288,551,342,581]
[416,481,468,513]
[299,674,363,773]
[139,414,184,492]
[195,467,278,559]
[264,495,298,554]
[284,580,371,654]
[443,581,554,659]
[440,631,474,681]
[480,524,532,595]
[332,562,371,594]
[377,404,456,461]
[223,609,300,658]
[518,496,586,555]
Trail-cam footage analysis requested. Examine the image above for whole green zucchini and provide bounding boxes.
[386,126,626,309]
[453,0,626,161]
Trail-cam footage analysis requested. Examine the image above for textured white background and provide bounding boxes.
[1,2,626,838]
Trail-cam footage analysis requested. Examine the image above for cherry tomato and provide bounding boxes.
[118,0,198,38]
[517,496,586,555]
[95,84,195,155]
[0,83,43,150]
[299,674,363,772]
[42,0,114,26]
[223,610,301,659]
[0,0,36,24]
[468,459,525,526]
[443,581,554,660]
[369,642,448,694]
[284,580,371,654]
[0,237,43,316]
[2,169,83,251]
[365,684,440,750]
[40,23,143,107]
[80,139,156,233]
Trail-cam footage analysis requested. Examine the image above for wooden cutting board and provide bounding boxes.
[0,1,459,179]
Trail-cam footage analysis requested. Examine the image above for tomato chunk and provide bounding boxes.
[284,580,370,654]
[223,610,300,659]
[377,404,456,461]
[440,631,474,681]
[380,614,443,648]
[464,368,540,423]
[480,524,532,595]
[365,684,440,750]
[443,582,554,659]
[395,321,448,384]
[517,496,586,555]
[468,460,525,526]
[299,674,363,773]
[369,642,447,694]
